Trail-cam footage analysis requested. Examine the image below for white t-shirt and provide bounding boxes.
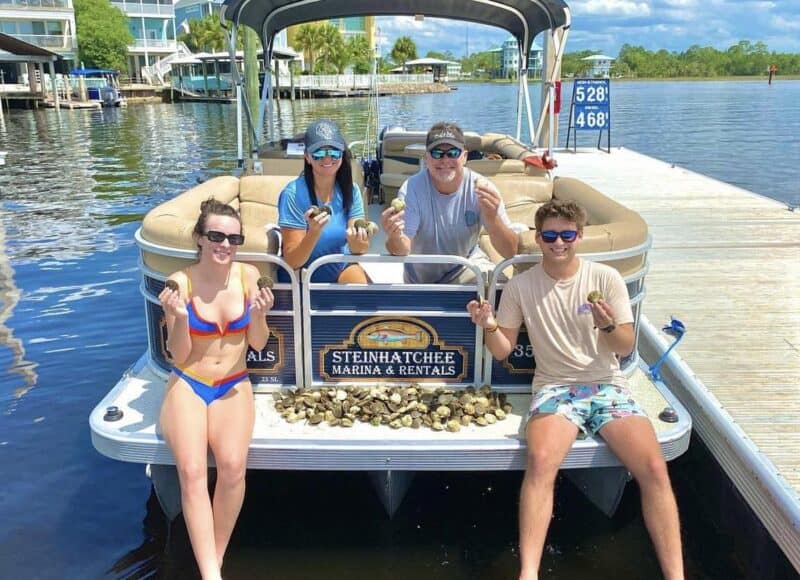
[399,167,511,284]
[495,259,634,392]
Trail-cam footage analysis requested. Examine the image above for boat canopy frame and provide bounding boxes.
[219,0,571,165]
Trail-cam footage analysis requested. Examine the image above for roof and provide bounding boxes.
[502,36,543,51]
[192,47,300,61]
[221,0,570,54]
[405,57,460,66]
[0,32,60,61]
[582,54,614,61]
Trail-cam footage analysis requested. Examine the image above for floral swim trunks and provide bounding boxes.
[528,384,647,436]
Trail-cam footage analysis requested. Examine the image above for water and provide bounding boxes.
[0,81,798,579]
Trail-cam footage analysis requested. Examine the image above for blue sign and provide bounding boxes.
[572,79,610,131]
[319,316,468,382]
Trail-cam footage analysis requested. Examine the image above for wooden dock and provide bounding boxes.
[554,147,800,571]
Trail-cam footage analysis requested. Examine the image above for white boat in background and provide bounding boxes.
[0,151,6,166]
[70,69,126,107]
[90,0,692,520]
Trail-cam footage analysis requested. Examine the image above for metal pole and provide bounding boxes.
[236,84,243,167]
[548,83,554,155]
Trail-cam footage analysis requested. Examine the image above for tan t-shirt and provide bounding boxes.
[495,259,634,393]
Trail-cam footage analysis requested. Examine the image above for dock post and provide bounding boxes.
[49,61,60,111]
[290,68,295,101]
[65,75,73,108]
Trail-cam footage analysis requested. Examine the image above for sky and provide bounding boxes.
[375,1,800,59]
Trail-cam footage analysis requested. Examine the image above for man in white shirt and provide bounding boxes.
[381,122,518,283]
[467,199,684,580]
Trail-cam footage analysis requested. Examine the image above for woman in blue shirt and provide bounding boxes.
[278,119,370,283]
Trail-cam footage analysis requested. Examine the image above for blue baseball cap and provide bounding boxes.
[304,119,347,154]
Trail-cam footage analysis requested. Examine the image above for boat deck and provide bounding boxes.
[554,146,800,570]
[90,354,689,471]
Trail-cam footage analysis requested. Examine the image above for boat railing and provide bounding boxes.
[304,254,485,389]
[136,228,651,394]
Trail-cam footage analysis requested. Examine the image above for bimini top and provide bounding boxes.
[221,0,570,55]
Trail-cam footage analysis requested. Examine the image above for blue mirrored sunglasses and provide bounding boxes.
[311,148,343,161]
[540,229,578,243]
[429,147,463,159]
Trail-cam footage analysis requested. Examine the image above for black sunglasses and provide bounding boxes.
[540,230,578,243]
[429,147,463,159]
[204,230,245,245]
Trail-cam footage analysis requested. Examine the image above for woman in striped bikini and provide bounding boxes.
[158,197,273,580]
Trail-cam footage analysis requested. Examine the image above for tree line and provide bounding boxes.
[561,41,800,78]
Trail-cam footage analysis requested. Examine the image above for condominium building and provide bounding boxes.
[0,0,77,80]
[501,36,542,78]
[112,0,177,80]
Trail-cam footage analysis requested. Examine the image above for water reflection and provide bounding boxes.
[0,221,37,413]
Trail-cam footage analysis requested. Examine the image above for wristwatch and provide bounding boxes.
[600,323,616,334]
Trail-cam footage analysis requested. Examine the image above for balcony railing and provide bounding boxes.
[129,38,177,52]
[8,34,76,50]
[0,0,71,9]
[111,1,173,16]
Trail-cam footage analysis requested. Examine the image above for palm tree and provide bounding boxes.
[315,23,346,73]
[391,36,417,72]
[293,23,321,72]
[179,15,226,53]
[347,35,372,74]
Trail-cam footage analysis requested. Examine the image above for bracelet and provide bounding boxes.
[485,321,499,334]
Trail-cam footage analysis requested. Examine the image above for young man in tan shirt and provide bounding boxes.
[467,200,684,580]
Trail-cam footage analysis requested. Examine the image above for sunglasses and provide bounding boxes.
[540,230,579,243]
[429,147,463,159]
[311,148,343,161]
[204,230,245,245]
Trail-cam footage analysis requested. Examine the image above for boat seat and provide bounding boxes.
[257,140,367,204]
[479,176,648,278]
[140,174,295,277]
[379,131,549,204]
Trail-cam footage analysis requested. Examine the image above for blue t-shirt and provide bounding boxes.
[277,175,364,282]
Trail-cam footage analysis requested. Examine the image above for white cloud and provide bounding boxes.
[376,2,797,58]
[770,15,800,31]
[573,0,651,17]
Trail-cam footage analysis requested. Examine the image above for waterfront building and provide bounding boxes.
[111,0,177,81]
[174,0,216,32]
[393,57,460,81]
[499,36,542,78]
[0,0,77,81]
[582,53,614,77]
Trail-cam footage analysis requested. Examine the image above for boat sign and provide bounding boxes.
[319,316,468,382]
[572,78,611,131]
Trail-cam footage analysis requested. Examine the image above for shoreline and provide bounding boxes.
[452,74,799,83]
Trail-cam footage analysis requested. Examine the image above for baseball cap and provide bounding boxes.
[304,119,347,154]
[426,123,466,151]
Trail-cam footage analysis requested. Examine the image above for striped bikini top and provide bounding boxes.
[184,265,250,337]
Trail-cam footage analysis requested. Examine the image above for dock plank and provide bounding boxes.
[555,148,800,504]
